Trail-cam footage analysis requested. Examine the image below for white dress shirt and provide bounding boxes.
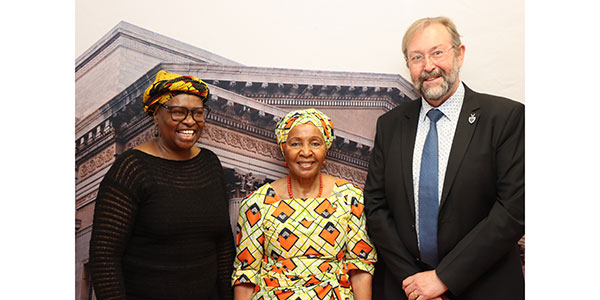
[412,82,465,247]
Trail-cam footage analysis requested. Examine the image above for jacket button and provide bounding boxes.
[410,225,415,231]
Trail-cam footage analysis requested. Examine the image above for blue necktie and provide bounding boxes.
[418,108,444,267]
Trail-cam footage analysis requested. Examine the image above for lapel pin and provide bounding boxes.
[468,113,477,124]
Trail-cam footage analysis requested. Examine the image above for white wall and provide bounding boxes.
[76,0,524,102]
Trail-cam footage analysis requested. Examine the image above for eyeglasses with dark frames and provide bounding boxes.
[158,103,211,122]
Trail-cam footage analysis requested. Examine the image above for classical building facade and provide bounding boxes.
[75,21,523,300]
[75,21,418,300]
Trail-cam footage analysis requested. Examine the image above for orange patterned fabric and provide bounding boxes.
[232,179,377,300]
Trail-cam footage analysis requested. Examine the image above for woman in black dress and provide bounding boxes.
[89,70,234,300]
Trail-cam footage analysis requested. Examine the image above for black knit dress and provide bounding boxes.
[89,149,234,300]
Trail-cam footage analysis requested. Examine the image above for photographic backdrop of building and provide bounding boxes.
[74,21,523,300]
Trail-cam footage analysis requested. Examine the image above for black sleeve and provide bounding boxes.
[364,116,422,283]
[215,155,235,300]
[88,154,140,300]
[436,103,525,295]
[215,226,235,299]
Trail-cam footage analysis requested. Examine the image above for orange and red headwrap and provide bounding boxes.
[142,70,210,117]
[274,108,335,155]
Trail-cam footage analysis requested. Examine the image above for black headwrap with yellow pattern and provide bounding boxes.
[142,70,210,117]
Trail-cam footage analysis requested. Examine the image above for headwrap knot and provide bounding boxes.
[142,70,210,116]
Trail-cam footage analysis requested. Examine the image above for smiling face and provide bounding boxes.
[283,123,328,181]
[154,93,205,154]
[406,22,465,106]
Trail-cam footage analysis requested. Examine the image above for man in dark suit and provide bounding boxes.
[364,17,524,300]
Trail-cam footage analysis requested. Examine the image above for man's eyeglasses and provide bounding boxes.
[158,103,211,122]
[407,46,456,66]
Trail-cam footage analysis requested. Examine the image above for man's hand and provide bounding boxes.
[402,270,448,300]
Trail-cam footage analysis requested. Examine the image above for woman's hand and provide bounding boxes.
[349,269,373,300]
[233,283,255,300]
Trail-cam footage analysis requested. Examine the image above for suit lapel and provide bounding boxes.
[400,100,421,216]
[440,85,480,210]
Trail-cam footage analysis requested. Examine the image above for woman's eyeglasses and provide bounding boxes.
[159,103,211,122]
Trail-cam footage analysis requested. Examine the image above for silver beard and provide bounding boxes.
[414,60,459,101]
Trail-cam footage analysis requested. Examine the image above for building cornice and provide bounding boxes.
[162,63,418,99]
[76,21,242,78]
[76,65,415,171]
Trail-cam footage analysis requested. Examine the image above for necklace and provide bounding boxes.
[288,174,323,199]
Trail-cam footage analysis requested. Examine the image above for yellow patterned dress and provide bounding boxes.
[232,178,377,300]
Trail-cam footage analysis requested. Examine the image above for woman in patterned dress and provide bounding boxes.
[232,108,377,300]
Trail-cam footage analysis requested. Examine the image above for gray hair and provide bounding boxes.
[402,16,462,61]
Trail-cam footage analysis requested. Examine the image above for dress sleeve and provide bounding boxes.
[215,167,235,300]
[88,155,140,300]
[216,225,235,299]
[344,184,377,275]
[231,187,267,287]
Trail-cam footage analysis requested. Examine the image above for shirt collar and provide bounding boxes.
[419,82,465,122]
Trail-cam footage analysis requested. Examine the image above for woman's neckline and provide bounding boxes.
[132,147,204,162]
[265,179,340,200]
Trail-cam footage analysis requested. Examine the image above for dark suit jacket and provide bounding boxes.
[364,83,524,300]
